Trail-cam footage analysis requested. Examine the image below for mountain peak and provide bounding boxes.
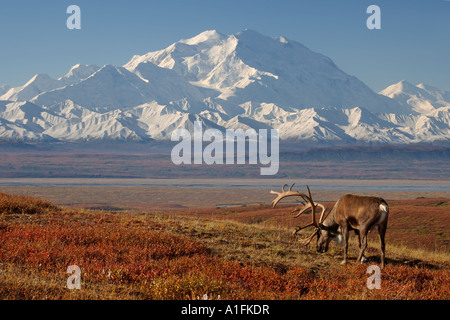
[235,28,273,42]
[69,63,82,71]
[397,80,416,89]
[26,73,52,84]
[379,80,418,96]
[379,80,450,114]
[121,29,409,114]
[416,83,441,92]
[60,64,100,83]
[400,80,417,88]
[95,64,130,77]
[99,64,118,71]
[0,84,11,96]
[179,29,225,46]
[0,73,60,102]
[235,29,297,48]
[65,63,98,74]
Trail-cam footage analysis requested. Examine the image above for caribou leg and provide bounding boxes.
[355,230,368,263]
[341,224,349,265]
[378,224,387,268]
[356,227,369,264]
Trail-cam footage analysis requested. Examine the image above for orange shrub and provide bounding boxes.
[0,192,58,215]
[0,202,448,300]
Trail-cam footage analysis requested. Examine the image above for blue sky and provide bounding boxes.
[0,0,449,92]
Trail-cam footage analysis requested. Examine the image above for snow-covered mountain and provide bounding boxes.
[379,80,450,113]
[124,29,408,115]
[0,29,449,145]
[0,64,101,103]
[0,85,11,96]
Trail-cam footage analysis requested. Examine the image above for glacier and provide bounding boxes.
[0,29,448,145]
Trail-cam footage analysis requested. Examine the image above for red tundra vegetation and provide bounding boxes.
[0,192,448,299]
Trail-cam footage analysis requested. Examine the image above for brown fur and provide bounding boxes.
[320,194,389,267]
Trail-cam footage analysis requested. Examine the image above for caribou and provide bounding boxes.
[270,184,389,268]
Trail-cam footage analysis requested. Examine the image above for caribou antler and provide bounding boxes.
[270,183,302,207]
[270,184,328,246]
